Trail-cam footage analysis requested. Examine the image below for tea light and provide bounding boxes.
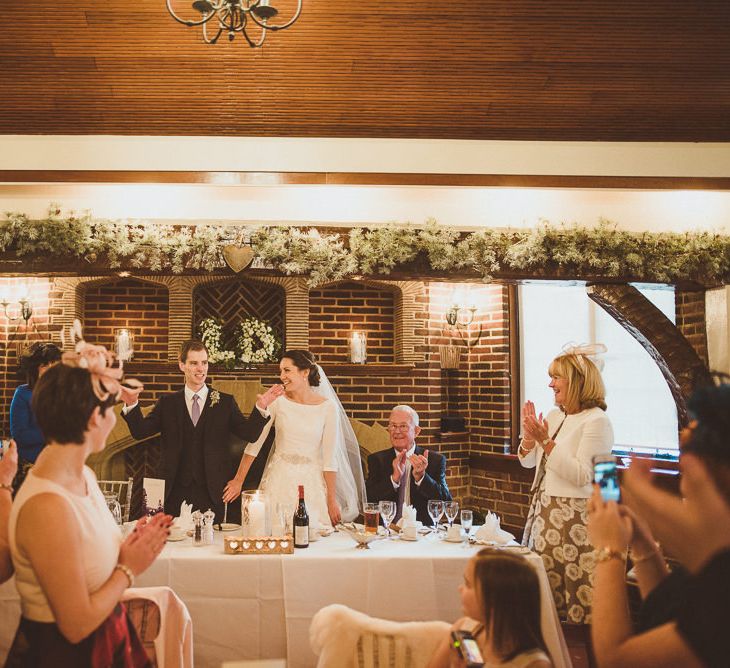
[350,331,367,364]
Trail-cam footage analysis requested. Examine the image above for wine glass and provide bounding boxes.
[460,510,473,535]
[104,494,122,526]
[427,500,444,535]
[378,500,396,538]
[444,501,459,528]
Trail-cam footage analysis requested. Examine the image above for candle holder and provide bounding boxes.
[224,535,294,555]
[241,490,269,538]
[115,328,134,362]
[350,330,367,364]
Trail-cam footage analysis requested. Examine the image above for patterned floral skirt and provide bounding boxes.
[522,477,596,624]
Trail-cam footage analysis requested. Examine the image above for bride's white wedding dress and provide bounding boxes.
[244,395,347,527]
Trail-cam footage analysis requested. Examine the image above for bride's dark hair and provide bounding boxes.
[282,350,321,386]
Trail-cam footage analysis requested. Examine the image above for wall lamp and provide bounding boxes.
[0,295,33,326]
[445,302,482,348]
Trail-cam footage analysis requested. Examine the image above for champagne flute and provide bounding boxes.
[427,500,444,535]
[444,501,459,528]
[378,500,396,538]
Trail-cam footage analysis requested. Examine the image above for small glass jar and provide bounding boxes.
[192,510,204,547]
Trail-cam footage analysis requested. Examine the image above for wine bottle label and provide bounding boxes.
[295,525,309,547]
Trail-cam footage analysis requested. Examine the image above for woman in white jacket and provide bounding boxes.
[519,344,613,624]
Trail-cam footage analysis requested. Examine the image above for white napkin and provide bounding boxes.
[474,512,516,545]
[397,504,418,529]
[175,501,194,532]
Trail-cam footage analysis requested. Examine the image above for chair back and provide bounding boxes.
[97,477,133,523]
[310,604,450,668]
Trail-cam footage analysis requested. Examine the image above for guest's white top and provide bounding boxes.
[518,406,613,498]
[8,466,122,622]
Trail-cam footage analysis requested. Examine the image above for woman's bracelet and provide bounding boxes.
[630,542,662,565]
[0,483,12,494]
[114,563,135,588]
[595,546,628,563]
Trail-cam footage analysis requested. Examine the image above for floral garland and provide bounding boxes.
[197,318,236,370]
[3,206,730,286]
[235,317,281,365]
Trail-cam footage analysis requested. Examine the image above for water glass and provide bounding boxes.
[460,510,473,535]
[427,499,444,533]
[378,500,396,537]
[104,494,122,526]
[444,501,459,527]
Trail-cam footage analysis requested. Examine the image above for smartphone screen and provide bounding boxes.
[594,457,621,502]
[452,631,485,667]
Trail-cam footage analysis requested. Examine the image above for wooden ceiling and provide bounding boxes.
[3,1,730,140]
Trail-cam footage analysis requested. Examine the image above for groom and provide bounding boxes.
[121,340,283,521]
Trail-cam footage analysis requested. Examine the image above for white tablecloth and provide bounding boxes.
[0,532,571,668]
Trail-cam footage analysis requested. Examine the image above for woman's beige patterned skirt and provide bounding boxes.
[522,477,596,624]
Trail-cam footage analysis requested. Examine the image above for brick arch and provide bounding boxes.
[587,282,712,426]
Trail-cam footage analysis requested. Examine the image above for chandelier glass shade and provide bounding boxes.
[165,0,302,47]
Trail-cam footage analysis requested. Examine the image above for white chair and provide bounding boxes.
[97,477,133,523]
[310,604,450,668]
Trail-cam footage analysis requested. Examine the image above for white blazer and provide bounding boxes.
[518,406,614,498]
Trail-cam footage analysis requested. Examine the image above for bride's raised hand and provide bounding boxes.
[256,384,285,411]
[223,478,244,503]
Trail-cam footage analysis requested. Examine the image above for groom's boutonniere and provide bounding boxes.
[209,389,221,407]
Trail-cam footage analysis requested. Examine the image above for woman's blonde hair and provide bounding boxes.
[549,353,607,413]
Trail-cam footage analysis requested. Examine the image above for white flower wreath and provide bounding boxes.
[235,317,281,364]
[197,317,237,369]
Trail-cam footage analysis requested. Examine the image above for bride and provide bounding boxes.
[222,350,365,527]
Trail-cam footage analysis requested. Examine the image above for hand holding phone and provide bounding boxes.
[593,455,621,503]
[451,630,484,668]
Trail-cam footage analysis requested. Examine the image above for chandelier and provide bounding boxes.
[165,0,302,47]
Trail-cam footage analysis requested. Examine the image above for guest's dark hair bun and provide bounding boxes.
[282,349,320,386]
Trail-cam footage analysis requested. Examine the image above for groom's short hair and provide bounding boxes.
[180,339,208,363]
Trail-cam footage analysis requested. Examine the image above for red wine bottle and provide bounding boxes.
[293,485,309,548]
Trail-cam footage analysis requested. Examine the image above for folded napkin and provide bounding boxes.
[175,501,194,532]
[474,512,516,545]
[396,505,419,529]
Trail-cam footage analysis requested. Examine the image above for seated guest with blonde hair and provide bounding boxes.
[6,341,172,666]
[428,548,552,668]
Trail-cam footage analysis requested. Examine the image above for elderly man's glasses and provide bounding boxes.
[388,423,412,432]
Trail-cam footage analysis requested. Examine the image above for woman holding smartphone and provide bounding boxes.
[518,344,613,624]
[427,548,552,668]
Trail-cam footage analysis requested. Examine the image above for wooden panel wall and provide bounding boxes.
[2,1,730,139]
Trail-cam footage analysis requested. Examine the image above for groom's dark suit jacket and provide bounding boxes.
[366,445,452,526]
[122,387,269,515]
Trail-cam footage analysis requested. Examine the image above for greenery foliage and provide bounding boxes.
[3,206,730,286]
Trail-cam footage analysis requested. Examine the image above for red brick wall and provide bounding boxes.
[309,281,395,364]
[83,279,169,362]
[676,288,709,365]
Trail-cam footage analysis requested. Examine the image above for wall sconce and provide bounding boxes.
[445,302,482,348]
[0,294,33,326]
[115,328,134,362]
[350,331,367,364]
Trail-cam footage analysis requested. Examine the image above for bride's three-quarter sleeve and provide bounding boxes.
[321,400,339,472]
[244,399,278,457]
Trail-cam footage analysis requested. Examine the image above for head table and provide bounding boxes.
[0,530,571,668]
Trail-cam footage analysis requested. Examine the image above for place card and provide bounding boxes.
[143,477,165,515]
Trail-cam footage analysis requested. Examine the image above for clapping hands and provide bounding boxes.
[0,439,18,487]
[118,512,173,577]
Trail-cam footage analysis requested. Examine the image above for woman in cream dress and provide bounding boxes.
[223,350,364,527]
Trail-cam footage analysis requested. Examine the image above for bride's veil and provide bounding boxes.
[313,365,367,521]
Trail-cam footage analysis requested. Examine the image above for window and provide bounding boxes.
[519,282,678,454]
